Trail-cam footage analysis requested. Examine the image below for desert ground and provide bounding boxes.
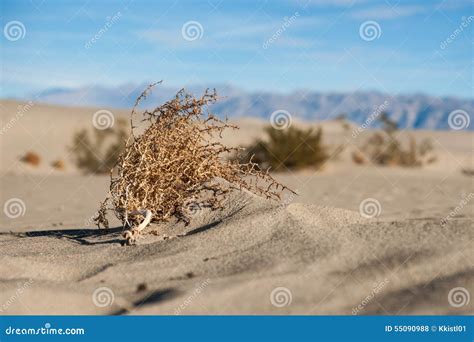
[0,100,472,315]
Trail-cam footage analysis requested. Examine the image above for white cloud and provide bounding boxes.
[351,5,426,19]
[295,0,364,7]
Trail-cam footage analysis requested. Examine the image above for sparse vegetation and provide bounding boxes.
[20,151,41,166]
[70,118,128,174]
[95,83,294,244]
[353,113,436,167]
[237,126,329,171]
[51,159,65,170]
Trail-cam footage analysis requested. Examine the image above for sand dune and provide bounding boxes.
[0,173,472,315]
[0,100,472,315]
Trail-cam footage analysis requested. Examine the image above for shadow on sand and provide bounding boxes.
[3,227,125,246]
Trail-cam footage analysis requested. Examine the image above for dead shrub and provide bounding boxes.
[70,118,128,174]
[355,113,436,167]
[237,126,329,171]
[95,83,293,244]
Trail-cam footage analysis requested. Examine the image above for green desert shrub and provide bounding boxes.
[238,126,329,171]
[70,118,128,174]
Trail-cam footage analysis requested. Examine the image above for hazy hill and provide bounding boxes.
[20,83,474,130]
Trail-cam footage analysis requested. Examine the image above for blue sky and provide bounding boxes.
[1,0,473,98]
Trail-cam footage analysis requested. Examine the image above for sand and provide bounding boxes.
[0,100,473,315]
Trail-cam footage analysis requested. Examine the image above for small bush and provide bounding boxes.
[237,126,329,171]
[462,168,474,177]
[354,113,436,167]
[70,118,128,174]
[20,151,41,166]
[51,159,65,170]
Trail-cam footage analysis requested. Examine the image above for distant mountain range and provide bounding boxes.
[26,83,474,130]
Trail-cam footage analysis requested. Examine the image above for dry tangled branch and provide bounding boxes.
[95,83,294,244]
